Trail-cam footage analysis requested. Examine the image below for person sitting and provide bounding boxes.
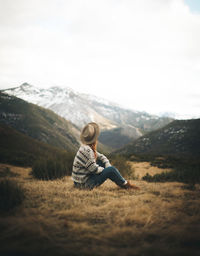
[72,122,140,190]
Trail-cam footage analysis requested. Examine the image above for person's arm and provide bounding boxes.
[83,148,104,174]
[97,152,111,168]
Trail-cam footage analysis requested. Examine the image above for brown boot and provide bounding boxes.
[122,181,140,190]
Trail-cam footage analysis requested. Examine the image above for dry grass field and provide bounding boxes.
[0,163,200,256]
[128,161,173,179]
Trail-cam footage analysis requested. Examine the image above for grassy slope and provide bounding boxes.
[0,92,80,152]
[0,123,73,166]
[0,163,200,256]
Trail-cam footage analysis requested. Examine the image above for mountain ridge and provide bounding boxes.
[2,83,174,149]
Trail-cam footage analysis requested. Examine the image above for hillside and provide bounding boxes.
[2,83,174,148]
[0,92,80,152]
[0,123,74,166]
[118,119,200,157]
[99,125,142,149]
[0,164,200,256]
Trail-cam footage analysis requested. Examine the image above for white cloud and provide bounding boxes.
[0,0,200,117]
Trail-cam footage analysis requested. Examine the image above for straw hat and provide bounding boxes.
[80,122,100,144]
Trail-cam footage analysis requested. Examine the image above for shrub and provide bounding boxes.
[110,155,135,179]
[32,152,75,180]
[0,179,25,212]
[0,167,19,178]
[142,164,200,184]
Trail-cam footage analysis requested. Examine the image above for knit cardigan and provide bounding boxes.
[71,144,111,184]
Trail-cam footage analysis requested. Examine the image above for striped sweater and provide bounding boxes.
[71,144,111,184]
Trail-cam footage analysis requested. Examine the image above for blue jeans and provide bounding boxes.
[74,160,126,190]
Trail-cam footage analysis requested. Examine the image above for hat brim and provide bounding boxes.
[80,122,100,145]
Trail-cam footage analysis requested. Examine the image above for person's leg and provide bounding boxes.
[85,166,126,190]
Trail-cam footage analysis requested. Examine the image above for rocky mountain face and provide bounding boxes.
[2,83,174,149]
[118,119,200,157]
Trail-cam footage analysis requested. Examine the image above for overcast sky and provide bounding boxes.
[0,0,200,118]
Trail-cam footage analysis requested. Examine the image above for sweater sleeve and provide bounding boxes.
[97,152,111,168]
[85,148,104,174]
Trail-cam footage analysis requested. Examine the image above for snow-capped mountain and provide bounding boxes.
[3,83,117,130]
[2,83,174,148]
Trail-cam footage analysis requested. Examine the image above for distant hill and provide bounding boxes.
[99,125,142,149]
[0,92,80,152]
[2,83,174,148]
[118,119,200,157]
[0,123,73,166]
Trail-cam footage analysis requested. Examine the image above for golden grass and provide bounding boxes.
[0,163,200,256]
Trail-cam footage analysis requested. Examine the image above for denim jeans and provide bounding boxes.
[74,160,126,190]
